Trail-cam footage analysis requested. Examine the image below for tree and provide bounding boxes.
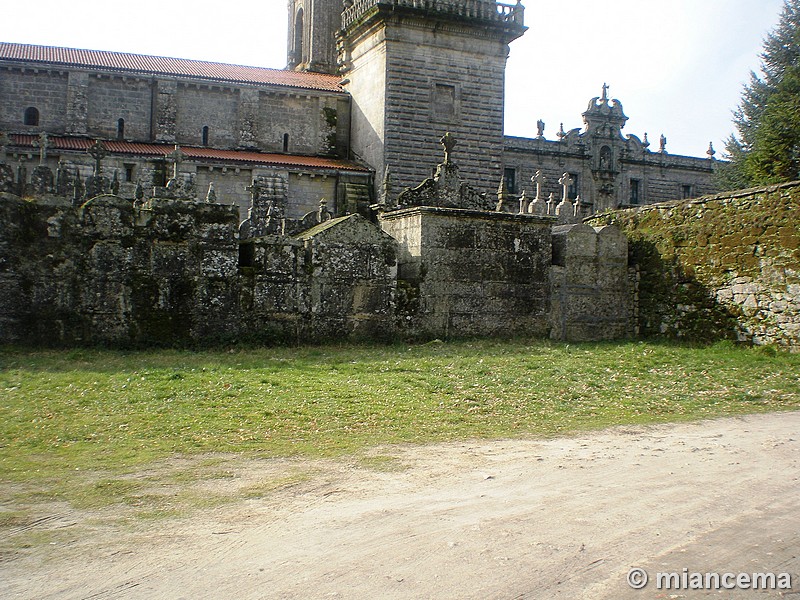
[721,0,800,188]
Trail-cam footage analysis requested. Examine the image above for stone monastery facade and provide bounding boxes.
[0,0,722,345]
[0,0,717,220]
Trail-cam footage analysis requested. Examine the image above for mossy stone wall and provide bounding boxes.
[589,182,800,350]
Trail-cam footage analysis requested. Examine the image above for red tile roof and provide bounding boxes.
[9,135,369,172]
[0,42,345,93]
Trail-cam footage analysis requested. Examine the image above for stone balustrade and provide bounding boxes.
[342,0,524,30]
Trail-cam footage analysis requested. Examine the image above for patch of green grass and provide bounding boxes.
[0,339,798,513]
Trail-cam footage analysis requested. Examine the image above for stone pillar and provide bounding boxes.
[154,80,178,143]
[66,71,89,136]
[237,88,260,149]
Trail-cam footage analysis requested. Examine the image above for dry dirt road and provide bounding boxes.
[2,411,799,599]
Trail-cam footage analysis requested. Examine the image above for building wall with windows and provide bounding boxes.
[501,92,718,215]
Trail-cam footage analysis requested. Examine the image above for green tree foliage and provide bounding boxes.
[721,0,800,187]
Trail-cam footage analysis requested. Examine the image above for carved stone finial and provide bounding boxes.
[380,165,392,207]
[643,132,650,149]
[536,119,545,138]
[167,144,185,180]
[87,139,107,175]
[440,132,456,164]
[531,170,546,200]
[33,132,49,165]
[495,176,509,212]
[707,142,716,160]
[601,83,609,102]
[206,181,217,203]
[659,134,667,154]
[557,123,566,141]
[318,198,332,222]
[558,172,574,202]
[518,189,529,214]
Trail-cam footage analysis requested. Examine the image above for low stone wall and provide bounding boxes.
[0,193,242,345]
[589,182,800,350]
[0,193,397,345]
[550,224,632,341]
[379,206,552,338]
[239,214,397,342]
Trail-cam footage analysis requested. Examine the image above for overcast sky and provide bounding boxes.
[4,0,786,157]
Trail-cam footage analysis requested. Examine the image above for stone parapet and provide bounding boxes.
[343,0,525,31]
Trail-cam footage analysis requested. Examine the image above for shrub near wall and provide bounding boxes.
[589,182,800,350]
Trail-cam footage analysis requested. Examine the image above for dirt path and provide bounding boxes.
[2,412,799,599]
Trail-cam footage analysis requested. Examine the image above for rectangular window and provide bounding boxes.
[124,164,134,183]
[682,184,693,199]
[568,173,579,200]
[630,179,640,204]
[432,83,457,122]
[503,167,517,194]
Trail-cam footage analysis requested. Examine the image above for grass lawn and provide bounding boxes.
[1,338,799,517]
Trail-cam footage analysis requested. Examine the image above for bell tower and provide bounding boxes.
[286,0,342,74]
[338,0,527,199]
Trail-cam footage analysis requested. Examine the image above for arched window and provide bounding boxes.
[202,126,209,146]
[24,107,39,126]
[117,118,125,140]
[293,9,304,65]
[283,133,290,153]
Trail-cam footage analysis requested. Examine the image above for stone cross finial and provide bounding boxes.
[531,170,546,200]
[206,181,217,203]
[33,132,49,165]
[440,132,456,164]
[558,172,573,202]
[88,139,107,175]
[318,198,332,222]
[167,145,185,180]
[601,83,609,102]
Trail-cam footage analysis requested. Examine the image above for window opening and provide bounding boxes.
[24,107,39,126]
[630,179,640,204]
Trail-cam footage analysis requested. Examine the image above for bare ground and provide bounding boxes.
[1,412,799,599]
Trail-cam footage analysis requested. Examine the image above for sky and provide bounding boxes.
[3,0,787,158]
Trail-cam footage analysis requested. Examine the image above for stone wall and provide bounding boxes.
[0,67,348,157]
[0,193,241,345]
[239,214,397,342]
[589,182,800,350]
[380,206,552,338]
[0,193,397,346]
[550,224,632,341]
